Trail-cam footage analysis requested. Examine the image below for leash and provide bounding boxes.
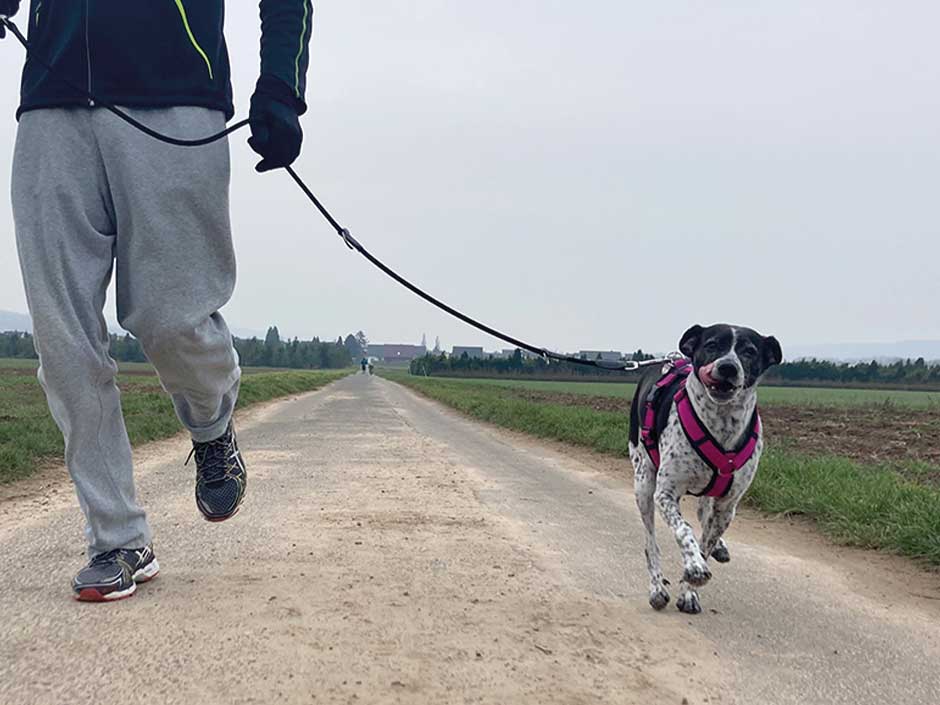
[1,17,675,373]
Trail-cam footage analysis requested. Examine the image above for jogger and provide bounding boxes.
[13,106,240,556]
[2,0,312,600]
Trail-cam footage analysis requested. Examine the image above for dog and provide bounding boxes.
[628,323,782,614]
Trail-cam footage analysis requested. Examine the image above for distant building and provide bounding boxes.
[452,346,485,359]
[369,344,427,362]
[493,348,538,360]
[578,350,623,362]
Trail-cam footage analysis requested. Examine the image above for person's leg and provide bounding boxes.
[95,107,241,441]
[12,109,151,556]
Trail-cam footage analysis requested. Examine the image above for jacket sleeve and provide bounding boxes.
[258,0,313,114]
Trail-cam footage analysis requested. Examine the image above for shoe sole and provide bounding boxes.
[75,582,137,602]
[73,559,160,603]
[134,559,161,583]
[202,505,240,523]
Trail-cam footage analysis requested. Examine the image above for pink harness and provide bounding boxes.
[640,359,761,498]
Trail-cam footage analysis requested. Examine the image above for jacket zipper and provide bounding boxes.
[84,0,94,106]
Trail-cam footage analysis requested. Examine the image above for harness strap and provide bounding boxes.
[674,386,761,497]
[639,360,692,467]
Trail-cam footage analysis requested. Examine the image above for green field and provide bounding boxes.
[386,372,940,566]
[412,375,940,408]
[0,360,349,484]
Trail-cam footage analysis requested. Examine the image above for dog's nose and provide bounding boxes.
[715,360,739,380]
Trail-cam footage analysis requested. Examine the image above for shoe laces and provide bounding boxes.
[89,549,122,567]
[187,432,236,484]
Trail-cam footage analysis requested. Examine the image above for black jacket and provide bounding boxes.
[11,0,312,120]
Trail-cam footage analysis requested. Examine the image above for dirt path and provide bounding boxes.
[1,374,938,705]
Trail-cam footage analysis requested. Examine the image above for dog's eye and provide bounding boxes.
[741,347,758,358]
[704,341,718,352]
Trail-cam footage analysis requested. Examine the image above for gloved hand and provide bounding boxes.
[0,1,21,39]
[248,75,303,173]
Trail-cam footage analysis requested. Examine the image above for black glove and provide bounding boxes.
[248,75,303,173]
[0,1,21,39]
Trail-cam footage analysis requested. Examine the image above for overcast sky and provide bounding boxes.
[1,2,937,354]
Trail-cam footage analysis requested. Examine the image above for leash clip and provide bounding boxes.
[339,228,356,251]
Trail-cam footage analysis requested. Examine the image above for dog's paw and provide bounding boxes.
[676,591,702,615]
[649,588,671,611]
[711,543,731,563]
[682,563,712,587]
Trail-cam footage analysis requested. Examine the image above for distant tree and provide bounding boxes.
[355,330,368,354]
[344,333,362,359]
[264,326,280,346]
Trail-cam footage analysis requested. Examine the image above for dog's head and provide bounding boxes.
[679,324,782,404]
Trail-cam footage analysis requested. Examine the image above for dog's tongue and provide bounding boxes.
[698,362,718,386]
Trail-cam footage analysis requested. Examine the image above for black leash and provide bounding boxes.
[1,17,670,373]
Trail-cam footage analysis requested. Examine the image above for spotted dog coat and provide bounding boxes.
[628,324,782,614]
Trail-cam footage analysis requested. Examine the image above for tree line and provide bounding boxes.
[409,350,940,388]
[0,327,368,370]
[766,357,940,386]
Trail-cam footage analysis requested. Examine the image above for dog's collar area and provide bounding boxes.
[640,359,761,498]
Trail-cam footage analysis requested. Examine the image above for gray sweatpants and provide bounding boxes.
[12,107,241,556]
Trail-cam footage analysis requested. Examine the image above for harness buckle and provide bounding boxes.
[718,461,737,477]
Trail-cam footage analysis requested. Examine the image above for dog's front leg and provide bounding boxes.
[653,486,712,592]
[698,498,730,563]
[700,501,737,561]
[671,499,739,615]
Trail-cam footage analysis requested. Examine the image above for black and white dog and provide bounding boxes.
[628,324,782,614]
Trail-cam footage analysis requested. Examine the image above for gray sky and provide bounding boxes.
[1,1,938,354]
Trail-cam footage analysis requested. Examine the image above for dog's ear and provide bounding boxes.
[679,325,704,358]
[762,335,783,368]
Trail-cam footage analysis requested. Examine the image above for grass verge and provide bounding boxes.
[0,366,349,484]
[415,375,940,408]
[387,373,940,566]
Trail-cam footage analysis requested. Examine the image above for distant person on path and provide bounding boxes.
[2,1,313,601]
[361,357,369,373]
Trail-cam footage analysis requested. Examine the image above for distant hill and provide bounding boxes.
[0,310,31,333]
[787,340,940,364]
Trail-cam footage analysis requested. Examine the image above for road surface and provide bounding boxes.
[1,373,938,705]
